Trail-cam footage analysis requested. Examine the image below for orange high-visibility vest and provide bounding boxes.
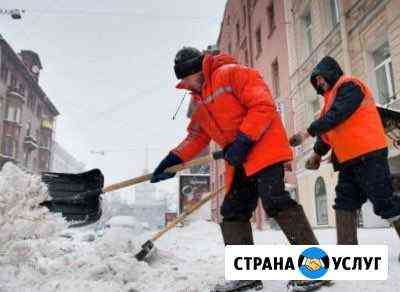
[320,75,387,163]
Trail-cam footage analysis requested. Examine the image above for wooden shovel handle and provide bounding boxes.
[151,186,225,242]
[102,150,224,194]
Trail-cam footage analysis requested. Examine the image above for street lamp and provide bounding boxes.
[0,9,25,20]
[10,9,22,19]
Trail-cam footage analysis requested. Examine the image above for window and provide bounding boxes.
[256,26,262,56]
[6,104,22,123]
[373,42,396,105]
[242,5,247,27]
[41,134,51,148]
[19,83,25,96]
[0,63,8,82]
[271,59,280,98]
[24,150,30,167]
[329,0,340,27]
[43,136,51,148]
[227,15,230,25]
[31,95,36,110]
[26,122,32,136]
[2,136,17,158]
[27,92,33,109]
[37,103,42,118]
[267,2,276,36]
[236,21,240,43]
[10,74,17,89]
[315,177,329,225]
[244,49,249,66]
[301,9,312,55]
[228,42,232,54]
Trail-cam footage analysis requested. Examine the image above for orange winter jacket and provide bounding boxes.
[320,75,387,163]
[171,53,292,189]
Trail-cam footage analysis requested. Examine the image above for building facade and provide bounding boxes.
[50,141,85,173]
[0,35,58,173]
[211,0,296,229]
[284,0,400,227]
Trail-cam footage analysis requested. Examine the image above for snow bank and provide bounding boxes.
[2,163,398,292]
[0,163,67,244]
[0,163,68,285]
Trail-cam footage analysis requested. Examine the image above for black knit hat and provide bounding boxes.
[174,47,204,79]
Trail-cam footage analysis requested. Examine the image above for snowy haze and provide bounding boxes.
[0,0,226,194]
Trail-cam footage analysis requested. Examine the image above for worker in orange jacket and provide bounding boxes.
[151,47,329,292]
[290,56,400,248]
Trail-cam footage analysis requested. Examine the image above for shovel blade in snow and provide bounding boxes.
[135,240,155,261]
[40,169,104,225]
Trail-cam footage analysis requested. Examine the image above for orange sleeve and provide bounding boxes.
[171,120,211,162]
[230,66,277,141]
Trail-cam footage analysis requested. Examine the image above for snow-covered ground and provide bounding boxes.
[2,219,400,292]
[1,163,400,292]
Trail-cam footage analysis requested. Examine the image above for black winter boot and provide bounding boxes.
[220,220,254,245]
[273,204,318,245]
[211,221,263,292]
[335,210,358,245]
[274,205,332,291]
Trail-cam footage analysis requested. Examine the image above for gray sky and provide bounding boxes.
[0,0,226,192]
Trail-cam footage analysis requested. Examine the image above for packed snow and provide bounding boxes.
[1,162,400,291]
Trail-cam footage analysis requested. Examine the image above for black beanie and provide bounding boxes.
[174,47,204,79]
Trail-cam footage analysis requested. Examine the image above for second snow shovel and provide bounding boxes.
[135,186,225,261]
[41,151,224,224]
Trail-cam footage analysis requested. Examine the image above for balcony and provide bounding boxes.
[3,119,22,128]
[0,150,17,166]
[39,144,51,152]
[7,87,25,103]
[0,152,16,161]
[24,135,38,151]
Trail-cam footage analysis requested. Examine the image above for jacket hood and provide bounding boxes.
[310,56,344,95]
[202,53,237,83]
[175,53,237,91]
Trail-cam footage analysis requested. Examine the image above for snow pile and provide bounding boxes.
[1,210,400,291]
[1,164,399,292]
[0,163,67,269]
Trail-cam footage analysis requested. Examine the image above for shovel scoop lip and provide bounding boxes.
[135,240,154,261]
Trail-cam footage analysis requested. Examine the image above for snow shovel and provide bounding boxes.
[41,151,224,224]
[135,186,225,261]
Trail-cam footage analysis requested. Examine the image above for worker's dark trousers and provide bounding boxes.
[334,154,400,220]
[220,163,298,221]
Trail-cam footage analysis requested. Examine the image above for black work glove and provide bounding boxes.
[224,132,254,167]
[150,152,183,183]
